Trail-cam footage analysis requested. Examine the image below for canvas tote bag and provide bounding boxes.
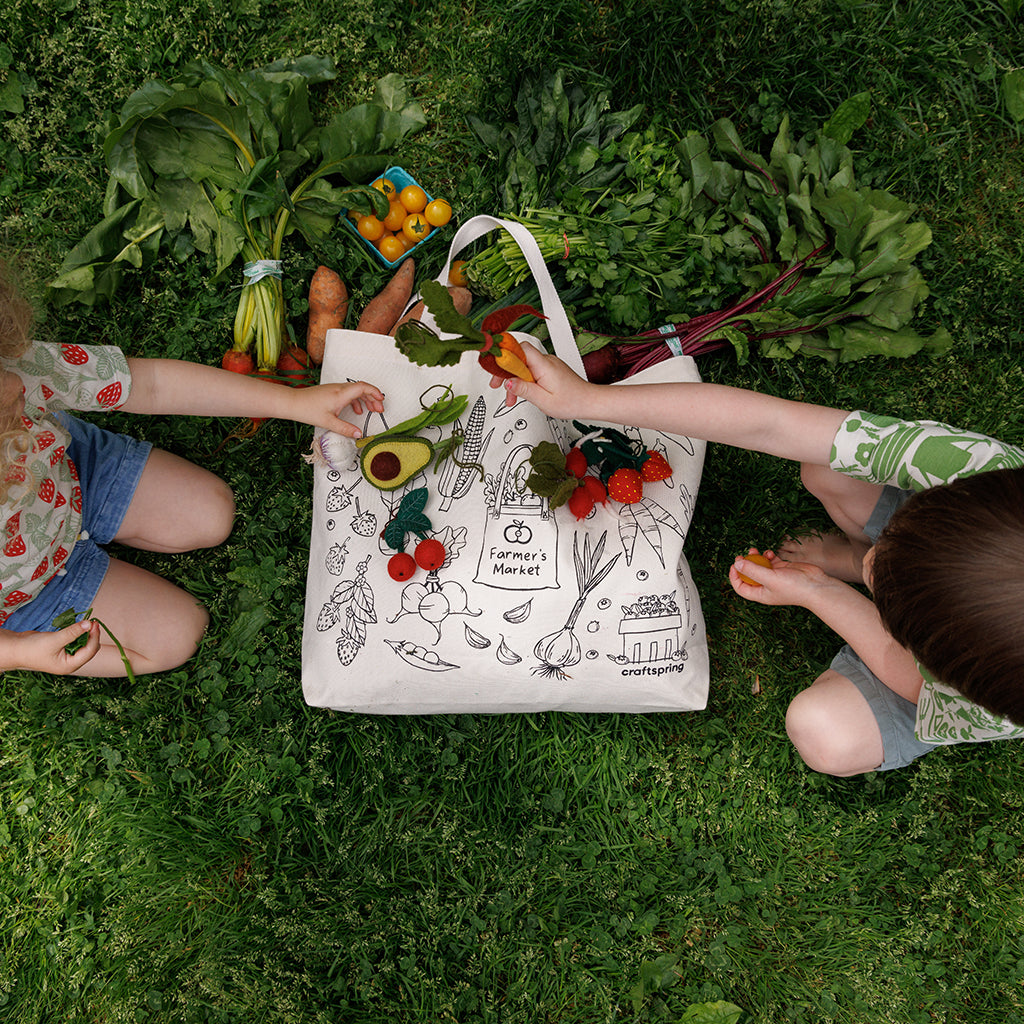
[301,216,709,714]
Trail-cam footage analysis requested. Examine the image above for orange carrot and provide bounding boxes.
[357,258,416,334]
[495,333,534,381]
[306,266,348,364]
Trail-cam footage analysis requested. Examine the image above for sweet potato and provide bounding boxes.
[306,266,348,365]
[388,285,472,337]
[357,258,416,334]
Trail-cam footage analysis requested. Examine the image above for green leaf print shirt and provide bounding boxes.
[1,343,132,624]
[831,410,1024,745]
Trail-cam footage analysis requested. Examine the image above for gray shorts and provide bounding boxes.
[830,484,936,771]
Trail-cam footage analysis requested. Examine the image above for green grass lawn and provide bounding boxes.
[2,1,1024,1021]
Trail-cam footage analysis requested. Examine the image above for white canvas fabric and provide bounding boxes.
[301,217,709,714]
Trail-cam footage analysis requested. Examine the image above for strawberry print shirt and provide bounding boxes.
[1,342,131,623]
[831,410,1024,746]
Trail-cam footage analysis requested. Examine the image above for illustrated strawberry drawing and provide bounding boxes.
[49,446,65,466]
[36,430,55,451]
[97,382,123,407]
[60,344,89,366]
[4,590,29,607]
[5,511,21,540]
[40,384,54,400]
[38,478,55,503]
[31,557,49,580]
[53,491,66,510]
[4,534,25,557]
[70,486,81,512]
[53,545,69,567]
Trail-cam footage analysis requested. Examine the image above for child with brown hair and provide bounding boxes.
[496,342,1024,776]
[0,262,383,677]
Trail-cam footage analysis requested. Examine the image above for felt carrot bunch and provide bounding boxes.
[394,280,540,382]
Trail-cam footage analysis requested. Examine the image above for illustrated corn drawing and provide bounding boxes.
[437,396,492,512]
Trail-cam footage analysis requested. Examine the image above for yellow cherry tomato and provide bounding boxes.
[357,215,385,241]
[401,212,432,244]
[448,259,469,287]
[399,184,428,214]
[383,200,407,232]
[424,198,452,227]
[377,233,406,262]
[371,177,397,199]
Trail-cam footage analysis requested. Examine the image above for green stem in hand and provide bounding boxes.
[53,607,137,684]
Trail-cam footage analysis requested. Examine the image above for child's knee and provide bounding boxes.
[799,461,833,499]
[198,478,235,547]
[785,677,882,777]
[153,598,210,671]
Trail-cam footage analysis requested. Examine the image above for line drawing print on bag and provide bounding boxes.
[437,395,493,512]
[475,442,561,592]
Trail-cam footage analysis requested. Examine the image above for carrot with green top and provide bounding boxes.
[394,280,542,383]
[477,332,534,382]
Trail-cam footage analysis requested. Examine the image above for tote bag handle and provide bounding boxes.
[436,215,587,378]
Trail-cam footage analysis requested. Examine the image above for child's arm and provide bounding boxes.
[499,343,848,467]
[730,551,924,701]
[122,359,385,438]
[0,619,101,675]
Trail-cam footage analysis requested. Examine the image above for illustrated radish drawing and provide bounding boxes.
[386,571,480,644]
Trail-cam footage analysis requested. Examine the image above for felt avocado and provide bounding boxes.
[359,435,433,490]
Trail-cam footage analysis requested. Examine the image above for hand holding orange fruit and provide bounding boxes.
[736,551,773,586]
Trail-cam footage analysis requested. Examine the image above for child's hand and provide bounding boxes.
[286,380,385,437]
[0,619,101,675]
[729,548,845,608]
[489,342,597,417]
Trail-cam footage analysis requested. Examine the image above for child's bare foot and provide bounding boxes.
[776,531,869,584]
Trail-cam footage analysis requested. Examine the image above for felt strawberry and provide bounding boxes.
[97,382,123,407]
[564,448,588,479]
[607,467,644,504]
[60,344,89,366]
[641,451,673,482]
[567,484,595,521]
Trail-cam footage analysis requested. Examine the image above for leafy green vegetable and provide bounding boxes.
[465,72,949,364]
[49,60,426,370]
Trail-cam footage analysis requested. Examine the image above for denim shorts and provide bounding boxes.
[3,413,152,633]
[830,483,937,771]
